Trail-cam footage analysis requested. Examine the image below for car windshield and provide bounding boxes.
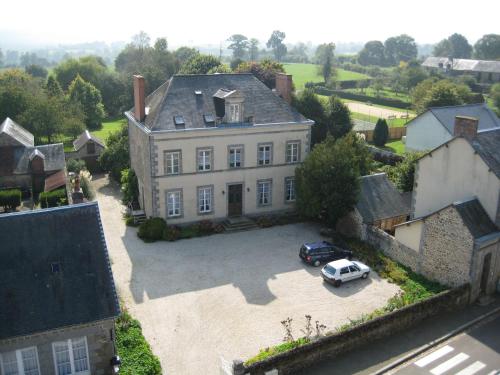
[300,245,309,255]
[324,265,336,274]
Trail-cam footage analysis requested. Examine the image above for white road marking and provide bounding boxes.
[486,371,500,375]
[455,361,487,375]
[415,345,454,367]
[430,353,469,375]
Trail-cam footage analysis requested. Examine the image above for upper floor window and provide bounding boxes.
[164,151,181,175]
[167,190,182,217]
[229,146,243,168]
[285,177,296,202]
[0,346,40,375]
[197,148,213,172]
[52,337,89,375]
[286,142,300,163]
[228,104,240,122]
[257,180,272,206]
[258,144,272,166]
[86,142,95,155]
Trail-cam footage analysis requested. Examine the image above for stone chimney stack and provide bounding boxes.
[72,174,84,204]
[275,73,293,104]
[454,116,479,139]
[133,75,146,122]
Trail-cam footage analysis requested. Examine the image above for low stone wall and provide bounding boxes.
[364,225,420,272]
[237,285,470,375]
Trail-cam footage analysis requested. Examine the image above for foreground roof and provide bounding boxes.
[73,130,105,151]
[356,173,410,223]
[423,57,500,73]
[0,203,120,340]
[0,117,34,148]
[0,143,66,177]
[469,128,500,179]
[132,73,310,131]
[454,199,498,239]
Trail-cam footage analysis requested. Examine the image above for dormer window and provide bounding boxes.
[174,116,185,129]
[204,114,215,126]
[229,104,240,123]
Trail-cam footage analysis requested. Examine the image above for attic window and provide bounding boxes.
[195,90,202,95]
[174,116,185,128]
[204,114,215,126]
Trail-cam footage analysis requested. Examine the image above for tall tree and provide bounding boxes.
[433,39,453,57]
[45,76,63,97]
[98,125,130,182]
[384,34,418,65]
[249,38,260,61]
[25,64,48,79]
[292,88,326,146]
[411,78,473,113]
[68,75,105,130]
[358,41,386,66]
[227,34,249,60]
[473,34,500,60]
[266,30,287,62]
[433,33,472,58]
[179,54,224,74]
[173,47,199,66]
[315,43,335,83]
[373,118,389,146]
[324,96,352,139]
[234,59,285,89]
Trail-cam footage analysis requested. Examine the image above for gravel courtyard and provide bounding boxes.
[94,175,400,374]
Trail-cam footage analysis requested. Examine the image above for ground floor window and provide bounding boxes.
[167,190,182,217]
[285,177,296,202]
[0,347,40,375]
[52,337,89,375]
[198,186,213,214]
[257,180,272,206]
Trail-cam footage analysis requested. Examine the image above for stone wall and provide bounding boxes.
[237,285,470,375]
[0,319,116,375]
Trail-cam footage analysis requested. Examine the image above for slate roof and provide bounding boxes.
[0,117,34,147]
[130,73,311,131]
[423,57,500,73]
[0,202,120,340]
[73,130,105,151]
[356,173,410,223]
[469,127,500,179]
[8,144,66,175]
[454,199,498,239]
[424,103,500,135]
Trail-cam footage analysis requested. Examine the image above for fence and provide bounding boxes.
[356,126,406,142]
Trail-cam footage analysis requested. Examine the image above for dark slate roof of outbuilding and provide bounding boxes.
[469,127,500,179]
[356,173,410,223]
[13,144,66,174]
[427,103,500,135]
[423,57,500,73]
[0,117,34,147]
[454,199,498,239]
[132,73,310,131]
[73,130,105,151]
[0,202,120,340]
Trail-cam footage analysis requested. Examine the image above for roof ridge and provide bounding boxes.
[0,201,97,220]
[428,103,485,111]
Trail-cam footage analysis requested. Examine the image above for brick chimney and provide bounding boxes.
[72,174,84,204]
[275,73,293,104]
[453,116,478,139]
[133,75,146,122]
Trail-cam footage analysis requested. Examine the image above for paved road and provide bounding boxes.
[391,314,500,375]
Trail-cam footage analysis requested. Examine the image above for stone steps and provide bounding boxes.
[222,217,259,233]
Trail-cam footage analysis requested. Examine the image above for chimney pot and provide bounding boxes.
[275,73,293,104]
[453,115,478,139]
[133,75,146,122]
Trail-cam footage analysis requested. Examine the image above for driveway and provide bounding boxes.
[93,175,400,374]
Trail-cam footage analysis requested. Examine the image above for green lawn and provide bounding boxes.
[350,111,409,128]
[345,86,411,102]
[90,117,126,142]
[370,140,405,155]
[283,63,370,90]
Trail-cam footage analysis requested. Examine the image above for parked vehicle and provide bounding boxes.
[299,241,353,267]
[321,259,370,287]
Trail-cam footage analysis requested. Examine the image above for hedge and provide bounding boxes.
[39,188,67,208]
[137,218,166,242]
[0,189,22,211]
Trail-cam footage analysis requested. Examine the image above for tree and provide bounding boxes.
[55,55,107,90]
[234,59,285,89]
[286,43,309,63]
[384,35,418,65]
[292,88,326,146]
[45,76,63,97]
[383,152,424,192]
[68,75,105,130]
[179,54,224,74]
[358,41,386,66]
[373,118,389,146]
[0,48,3,67]
[227,34,249,60]
[295,134,369,226]
[98,125,130,182]
[0,69,41,122]
[324,96,352,139]
[230,58,244,71]
[249,38,260,61]
[121,168,139,205]
[173,47,199,66]
[267,30,287,62]
[433,39,453,57]
[25,64,48,79]
[474,34,500,60]
[433,33,472,58]
[490,83,500,115]
[315,43,335,83]
[411,78,473,113]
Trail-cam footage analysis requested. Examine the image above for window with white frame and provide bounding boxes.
[0,347,40,375]
[164,151,181,175]
[197,148,212,171]
[52,337,89,375]
[167,190,182,217]
[198,186,213,213]
[258,144,272,166]
[229,146,243,168]
[285,177,296,202]
[257,180,272,206]
[228,103,240,122]
[286,142,300,163]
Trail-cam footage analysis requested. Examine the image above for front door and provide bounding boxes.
[228,184,243,217]
[480,253,492,294]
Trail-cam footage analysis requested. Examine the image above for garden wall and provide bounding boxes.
[356,126,406,142]
[234,284,470,375]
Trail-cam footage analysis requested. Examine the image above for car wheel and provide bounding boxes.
[313,260,321,267]
[362,272,369,279]
[334,279,342,287]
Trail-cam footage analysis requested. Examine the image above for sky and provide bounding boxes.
[1,0,499,48]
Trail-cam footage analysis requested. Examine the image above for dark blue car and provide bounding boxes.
[299,241,353,267]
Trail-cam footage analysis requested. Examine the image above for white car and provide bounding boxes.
[321,259,370,287]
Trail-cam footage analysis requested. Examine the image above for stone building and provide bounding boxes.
[422,56,500,84]
[67,130,105,172]
[0,202,120,374]
[127,73,313,224]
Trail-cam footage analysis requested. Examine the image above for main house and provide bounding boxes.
[405,103,500,152]
[0,202,120,374]
[126,73,314,224]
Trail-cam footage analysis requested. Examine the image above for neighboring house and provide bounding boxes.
[336,173,410,238]
[67,130,105,172]
[0,202,120,375]
[0,117,67,196]
[422,57,500,83]
[405,103,500,152]
[126,73,314,224]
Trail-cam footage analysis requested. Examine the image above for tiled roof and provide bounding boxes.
[423,57,500,73]
[130,73,311,131]
[0,203,120,339]
[8,144,66,175]
[469,128,500,179]
[454,199,498,239]
[0,117,34,148]
[44,169,67,192]
[73,130,105,151]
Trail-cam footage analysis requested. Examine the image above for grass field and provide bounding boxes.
[350,111,409,128]
[91,117,126,141]
[370,140,405,155]
[345,86,411,102]
[283,63,370,90]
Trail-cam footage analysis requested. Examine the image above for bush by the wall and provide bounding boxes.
[138,218,166,242]
[163,225,181,241]
[80,173,95,200]
[39,189,67,208]
[0,189,22,211]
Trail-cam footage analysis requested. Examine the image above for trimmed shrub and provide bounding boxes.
[256,216,274,228]
[163,225,180,241]
[197,220,214,235]
[373,118,389,146]
[39,189,67,208]
[121,168,139,205]
[0,189,22,211]
[137,218,166,242]
[66,159,86,174]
